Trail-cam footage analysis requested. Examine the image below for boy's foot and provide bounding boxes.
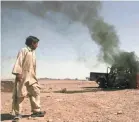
[12,114,22,122]
[31,111,46,117]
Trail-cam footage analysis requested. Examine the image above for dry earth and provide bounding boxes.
[1,79,139,122]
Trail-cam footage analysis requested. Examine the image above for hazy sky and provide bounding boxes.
[1,1,139,79]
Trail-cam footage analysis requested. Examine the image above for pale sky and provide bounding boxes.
[1,1,139,79]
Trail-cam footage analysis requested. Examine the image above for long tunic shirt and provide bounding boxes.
[12,46,39,97]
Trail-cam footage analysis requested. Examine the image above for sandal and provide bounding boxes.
[12,114,22,122]
[31,111,46,117]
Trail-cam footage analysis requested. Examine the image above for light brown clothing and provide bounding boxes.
[13,83,41,114]
[12,46,39,97]
[12,46,41,114]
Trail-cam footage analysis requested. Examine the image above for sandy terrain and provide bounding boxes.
[1,79,139,122]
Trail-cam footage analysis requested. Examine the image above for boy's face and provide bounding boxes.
[31,42,38,50]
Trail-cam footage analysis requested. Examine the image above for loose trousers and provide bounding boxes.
[12,82,41,115]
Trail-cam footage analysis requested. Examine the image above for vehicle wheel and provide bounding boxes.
[97,78,106,88]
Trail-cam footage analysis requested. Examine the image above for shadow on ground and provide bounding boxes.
[82,87,127,91]
[54,87,127,94]
[1,113,14,121]
[54,89,101,94]
[1,113,30,121]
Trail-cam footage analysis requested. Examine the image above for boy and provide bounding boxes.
[12,36,45,121]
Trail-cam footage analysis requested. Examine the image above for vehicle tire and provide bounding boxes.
[97,78,106,88]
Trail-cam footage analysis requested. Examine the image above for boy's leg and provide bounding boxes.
[15,97,24,115]
[28,83,46,117]
[12,97,24,121]
[29,93,41,112]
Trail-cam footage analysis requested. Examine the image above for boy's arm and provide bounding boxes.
[12,49,24,81]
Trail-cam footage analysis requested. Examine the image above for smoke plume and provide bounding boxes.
[1,1,120,65]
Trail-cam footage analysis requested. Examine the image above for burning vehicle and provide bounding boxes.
[90,52,139,89]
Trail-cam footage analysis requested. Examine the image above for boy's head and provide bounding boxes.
[25,36,39,50]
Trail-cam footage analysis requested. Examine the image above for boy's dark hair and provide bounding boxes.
[25,36,39,46]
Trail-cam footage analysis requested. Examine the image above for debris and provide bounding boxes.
[28,116,32,120]
[117,111,123,114]
[61,88,67,93]
[49,87,52,90]
[47,119,53,122]
[33,117,37,120]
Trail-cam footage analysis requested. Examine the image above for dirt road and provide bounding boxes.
[1,80,139,122]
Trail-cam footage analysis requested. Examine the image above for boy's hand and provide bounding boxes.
[16,74,23,82]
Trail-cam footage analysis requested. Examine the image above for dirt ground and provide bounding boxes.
[1,79,139,122]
